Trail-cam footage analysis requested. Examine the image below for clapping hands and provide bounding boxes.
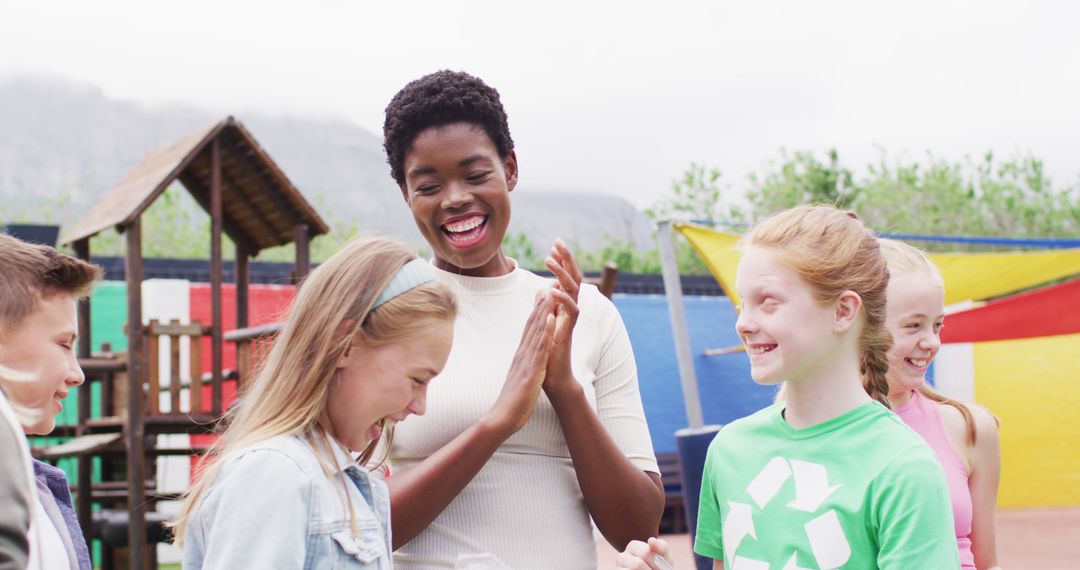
[543,238,582,395]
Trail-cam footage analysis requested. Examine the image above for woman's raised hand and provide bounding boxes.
[487,289,556,434]
[543,238,582,395]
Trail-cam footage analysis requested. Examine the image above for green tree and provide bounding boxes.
[747,148,855,219]
[646,162,746,225]
[852,152,1080,250]
[738,149,1079,251]
[641,163,746,275]
[577,237,663,274]
[89,185,217,258]
[502,231,545,270]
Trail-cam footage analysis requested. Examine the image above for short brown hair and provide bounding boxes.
[0,233,102,331]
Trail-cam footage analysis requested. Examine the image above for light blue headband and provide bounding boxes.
[372,258,437,309]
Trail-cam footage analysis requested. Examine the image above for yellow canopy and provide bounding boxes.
[675,223,1080,306]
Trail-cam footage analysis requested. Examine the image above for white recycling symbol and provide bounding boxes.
[722,456,851,570]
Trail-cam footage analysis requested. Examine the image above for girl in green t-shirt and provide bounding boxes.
[690,205,959,569]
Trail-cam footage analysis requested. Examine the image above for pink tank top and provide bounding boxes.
[895,390,975,569]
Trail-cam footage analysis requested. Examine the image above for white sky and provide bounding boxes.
[2,0,1078,208]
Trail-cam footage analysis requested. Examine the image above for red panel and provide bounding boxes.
[942,278,1080,343]
[189,283,296,471]
[188,283,296,378]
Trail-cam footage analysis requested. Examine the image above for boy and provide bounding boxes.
[0,232,100,570]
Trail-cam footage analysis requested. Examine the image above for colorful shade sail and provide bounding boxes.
[674,224,743,304]
[929,249,1080,305]
[675,223,1080,306]
[941,277,1080,343]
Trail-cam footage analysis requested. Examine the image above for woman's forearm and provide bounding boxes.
[387,416,511,549]
[546,382,665,550]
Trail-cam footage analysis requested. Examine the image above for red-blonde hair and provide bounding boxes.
[746,205,892,406]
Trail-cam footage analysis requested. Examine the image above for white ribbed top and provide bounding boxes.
[389,261,658,570]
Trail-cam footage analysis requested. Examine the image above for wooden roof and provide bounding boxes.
[61,116,329,252]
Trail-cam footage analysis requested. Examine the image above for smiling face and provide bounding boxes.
[326,318,453,451]
[0,294,85,435]
[884,270,945,398]
[734,246,843,385]
[401,122,517,277]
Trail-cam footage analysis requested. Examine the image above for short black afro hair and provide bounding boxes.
[383,70,515,187]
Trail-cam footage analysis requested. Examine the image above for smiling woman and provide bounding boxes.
[381,70,663,570]
[400,123,515,277]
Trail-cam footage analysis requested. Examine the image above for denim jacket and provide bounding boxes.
[183,433,392,570]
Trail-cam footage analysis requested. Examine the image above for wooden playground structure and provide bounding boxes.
[42,116,328,568]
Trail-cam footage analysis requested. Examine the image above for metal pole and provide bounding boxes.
[657,220,704,429]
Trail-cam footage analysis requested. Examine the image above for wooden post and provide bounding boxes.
[147,320,160,415]
[235,244,250,386]
[210,138,224,417]
[71,238,93,543]
[598,261,619,299]
[190,335,203,415]
[123,218,147,568]
[293,223,310,284]
[169,319,182,413]
[72,238,92,357]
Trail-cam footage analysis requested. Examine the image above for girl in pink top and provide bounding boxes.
[880,239,1003,570]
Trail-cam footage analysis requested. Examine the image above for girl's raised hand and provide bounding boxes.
[543,238,582,395]
[616,537,673,570]
[487,289,556,434]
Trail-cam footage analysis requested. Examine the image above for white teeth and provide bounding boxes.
[908,358,928,367]
[445,216,484,233]
[747,345,776,355]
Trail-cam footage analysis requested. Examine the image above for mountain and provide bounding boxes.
[0,76,654,253]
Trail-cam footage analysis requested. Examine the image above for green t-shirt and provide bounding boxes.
[694,402,959,569]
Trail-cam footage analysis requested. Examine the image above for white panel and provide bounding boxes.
[933,342,975,402]
[141,279,191,564]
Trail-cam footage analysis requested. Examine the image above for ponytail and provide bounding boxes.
[859,325,893,407]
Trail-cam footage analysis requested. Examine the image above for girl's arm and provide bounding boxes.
[387,292,556,549]
[544,242,665,550]
[966,405,1002,570]
[197,450,310,569]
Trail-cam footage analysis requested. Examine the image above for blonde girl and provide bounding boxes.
[693,205,959,569]
[173,237,551,569]
[879,238,1002,570]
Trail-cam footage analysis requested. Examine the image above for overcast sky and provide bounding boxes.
[2,0,1077,208]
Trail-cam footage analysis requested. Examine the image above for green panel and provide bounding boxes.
[89,281,128,352]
